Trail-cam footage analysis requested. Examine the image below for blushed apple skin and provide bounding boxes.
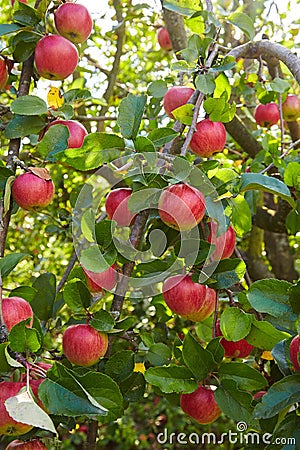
[2,296,33,331]
[163,86,195,119]
[207,222,236,260]
[62,324,108,366]
[162,275,216,322]
[254,102,280,127]
[5,439,47,449]
[34,35,78,80]
[105,188,136,227]
[54,2,93,44]
[190,118,227,157]
[157,27,172,51]
[180,385,221,424]
[83,265,117,293]
[12,173,55,210]
[282,94,300,121]
[289,335,300,372]
[216,320,254,358]
[47,119,88,149]
[11,0,28,5]
[158,183,206,231]
[253,390,267,400]
[0,382,34,436]
[0,57,8,90]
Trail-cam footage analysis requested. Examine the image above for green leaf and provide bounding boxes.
[147,343,172,366]
[0,24,21,36]
[0,343,10,372]
[5,387,57,435]
[105,350,134,382]
[220,308,253,341]
[9,319,42,353]
[195,74,216,95]
[229,195,252,237]
[246,279,296,319]
[3,176,14,217]
[59,133,125,171]
[95,220,115,248]
[206,338,224,364]
[0,253,29,278]
[117,93,147,140]
[286,200,300,234]
[289,281,300,315]
[182,333,217,380]
[219,362,268,391]
[64,88,91,103]
[63,279,92,314]
[240,173,295,208]
[89,310,115,332]
[120,372,146,402]
[174,239,211,266]
[147,81,168,98]
[10,95,48,116]
[147,128,179,148]
[144,365,197,394]
[172,104,194,125]
[203,96,236,122]
[5,115,45,139]
[284,162,300,190]
[80,245,116,273]
[38,124,69,159]
[270,413,300,448]
[253,375,300,419]
[246,318,290,351]
[31,273,56,321]
[270,77,290,94]
[208,258,246,289]
[10,286,36,303]
[164,0,202,16]
[128,188,160,214]
[134,136,156,153]
[186,12,205,34]
[227,12,255,40]
[13,3,40,27]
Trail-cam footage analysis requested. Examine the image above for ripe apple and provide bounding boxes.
[253,390,267,400]
[62,324,108,366]
[11,0,28,5]
[157,27,172,51]
[82,265,117,293]
[34,35,79,80]
[158,183,206,231]
[0,382,34,436]
[47,119,88,149]
[180,385,221,424]
[282,94,300,122]
[189,118,227,157]
[163,86,195,119]
[105,188,136,227]
[162,274,216,322]
[54,2,93,44]
[2,296,33,332]
[6,439,47,449]
[216,320,254,358]
[12,172,55,210]
[254,102,280,127]
[207,221,236,260]
[0,57,8,90]
[289,335,300,372]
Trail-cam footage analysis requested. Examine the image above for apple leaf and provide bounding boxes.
[182,333,217,380]
[9,319,42,353]
[269,413,300,447]
[253,375,300,419]
[105,350,135,383]
[0,343,10,372]
[229,195,252,237]
[289,281,300,315]
[208,258,246,289]
[0,252,29,279]
[89,310,115,332]
[246,318,290,351]
[227,12,255,40]
[272,339,292,376]
[5,387,57,434]
[195,73,216,95]
[31,272,56,321]
[147,343,172,366]
[284,162,300,190]
[163,0,202,16]
[172,104,194,125]
[218,362,268,391]
[206,338,225,364]
[13,3,40,27]
[11,95,48,115]
[134,136,156,153]
[147,81,168,98]
[120,372,146,402]
[37,124,70,159]
[63,279,92,314]
[220,308,253,341]
[5,115,45,139]
[117,93,147,140]
[144,365,197,394]
[0,24,21,36]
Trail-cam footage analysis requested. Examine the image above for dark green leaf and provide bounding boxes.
[270,78,290,94]
[206,338,224,364]
[182,333,216,380]
[89,310,115,332]
[79,245,116,273]
[0,343,10,372]
[95,220,115,248]
[147,81,168,98]
[38,124,69,159]
[9,286,36,302]
[220,308,253,341]
[31,273,56,321]
[105,350,134,382]
[9,319,42,353]
[208,258,246,289]
[64,89,91,103]
[134,136,156,153]
[270,413,300,449]
[63,279,92,314]
[128,188,160,213]
[117,93,147,140]
[144,365,197,394]
[10,95,47,116]
[5,115,45,139]
[195,74,216,95]
[0,253,29,278]
[148,128,179,148]
[147,343,172,366]
[120,372,146,402]
[246,318,290,351]
[0,24,21,36]
[13,3,40,27]
[289,281,300,315]
[219,362,268,391]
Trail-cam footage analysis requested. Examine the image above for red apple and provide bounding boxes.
[162,274,216,322]
[6,440,47,450]
[54,2,93,44]
[0,382,34,436]
[0,57,8,90]
[253,390,267,400]
[158,183,206,231]
[282,94,300,122]
[216,320,254,358]
[82,265,117,293]
[47,119,88,149]
[289,335,300,372]
[2,296,33,332]
[157,27,172,51]
[12,172,55,210]
[254,102,280,127]
[62,324,108,366]
[207,221,236,260]
[163,86,195,119]
[189,118,227,157]
[11,0,28,5]
[34,35,78,80]
[180,385,221,424]
[105,188,136,227]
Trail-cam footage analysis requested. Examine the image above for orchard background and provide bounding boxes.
[0,0,300,449]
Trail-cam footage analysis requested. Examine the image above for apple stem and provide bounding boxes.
[234,246,252,287]
[212,290,219,339]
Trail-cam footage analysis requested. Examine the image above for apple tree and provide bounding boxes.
[0,0,299,449]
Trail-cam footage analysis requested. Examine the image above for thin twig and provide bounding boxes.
[260,138,300,174]
[56,252,78,293]
[234,246,252,287]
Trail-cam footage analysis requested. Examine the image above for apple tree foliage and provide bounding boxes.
[0,0,299,448]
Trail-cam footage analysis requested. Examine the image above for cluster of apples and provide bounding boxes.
[34,2,93,80]
[254,94,300,127]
